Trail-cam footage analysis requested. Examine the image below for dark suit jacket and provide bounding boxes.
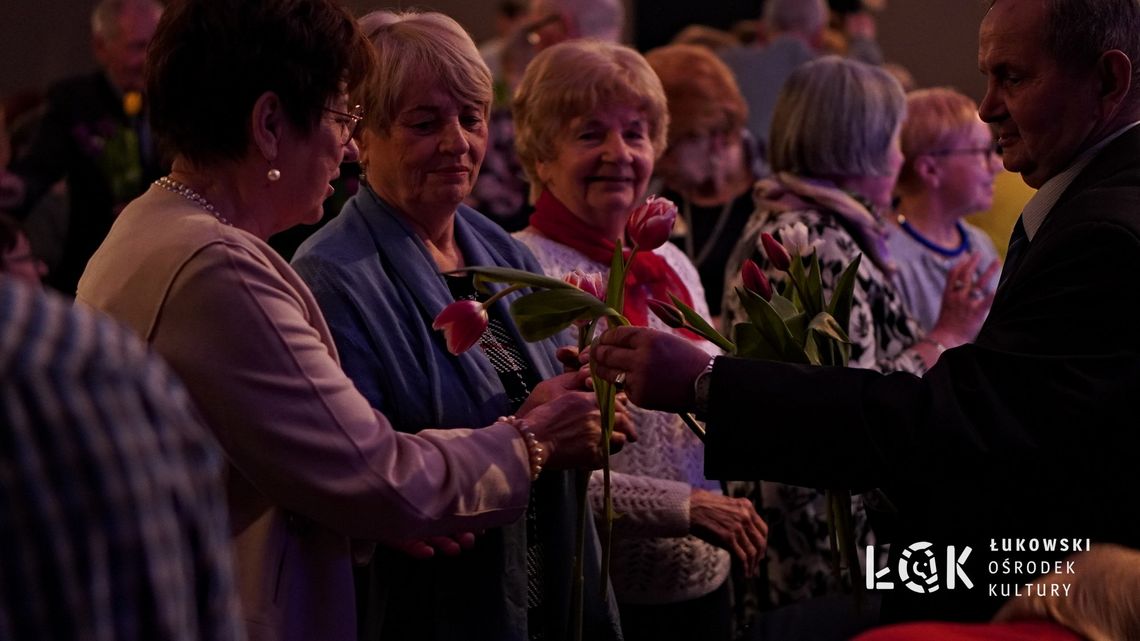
[704,126,1140,622]
[11,71,165,294]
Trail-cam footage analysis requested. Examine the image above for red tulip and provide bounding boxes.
[627,195,677,251]
[432,300,489,355]
[741,259,772,300]
[760,232,792,271]
[647,298,685,329]
[563,269,606,300]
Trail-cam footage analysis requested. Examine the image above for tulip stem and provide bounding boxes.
[482,282,528,307]
[678,412,706,442]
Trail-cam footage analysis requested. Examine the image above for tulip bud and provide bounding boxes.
[741,259,772,300]
[563,269,606,300]
[627,195,677,251]
[647,298,686,329]
[432,299,489,355]
[760,232,792,271]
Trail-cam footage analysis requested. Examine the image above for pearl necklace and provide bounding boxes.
[155,176,233,226]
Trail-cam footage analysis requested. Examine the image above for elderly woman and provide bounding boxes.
[717,56,993,607]
[646,43,762,323]
[889,87,1003,332]
[511,39,768,641]
[75,2,619,641]
[290,11,622,641]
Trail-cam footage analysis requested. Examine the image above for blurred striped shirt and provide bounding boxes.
[0,279,243,641]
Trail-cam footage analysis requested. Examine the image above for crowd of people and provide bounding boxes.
[3,0,1140,640]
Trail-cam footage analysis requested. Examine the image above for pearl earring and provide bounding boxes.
[267,168,281,182]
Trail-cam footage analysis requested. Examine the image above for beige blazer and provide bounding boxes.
[77,187,531,641]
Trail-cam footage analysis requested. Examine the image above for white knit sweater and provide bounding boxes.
[514,228,730,605]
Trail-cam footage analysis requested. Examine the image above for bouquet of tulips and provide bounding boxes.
[431,196,678,641]
[648,221,865,588]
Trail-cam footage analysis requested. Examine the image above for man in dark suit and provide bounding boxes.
[593,0,1140,625]
[0,0,164,295]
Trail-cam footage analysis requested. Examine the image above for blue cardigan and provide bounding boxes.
[292,188,621,641]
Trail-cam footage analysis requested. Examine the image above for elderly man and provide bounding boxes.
[0,0,165,295]
[594,0,1140,624]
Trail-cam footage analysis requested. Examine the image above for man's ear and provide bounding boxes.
[1095,49,1133,120]
[249,91,285,163]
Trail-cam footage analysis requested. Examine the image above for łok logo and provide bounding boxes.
[866,542,974,593]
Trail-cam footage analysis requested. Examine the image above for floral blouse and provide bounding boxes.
[721,177,926,606]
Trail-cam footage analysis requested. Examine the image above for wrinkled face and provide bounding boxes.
[363,81,488,219]
[275,94,359,230]
[535,102,655,231]
[930,120,1003,216]
[977,0,1101,188]
[2,233,46,286]
[659,125,745,196]
[94,5,161,93]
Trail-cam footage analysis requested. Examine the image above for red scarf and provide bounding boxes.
[529,191,697,334]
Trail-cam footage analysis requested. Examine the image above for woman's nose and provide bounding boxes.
[601,132,632,162]
[439,120,471,155]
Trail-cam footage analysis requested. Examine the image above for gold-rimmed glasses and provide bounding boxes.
[323,104,364,146]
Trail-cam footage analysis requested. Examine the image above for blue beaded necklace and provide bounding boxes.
[896,214,971,258]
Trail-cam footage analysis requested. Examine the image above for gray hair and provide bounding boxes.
[768,55,906,178]
[1042,0,1140,90]
[356,10,492,133]
[532,0,624,41]
[764,0,828,36]
[90,0,163,39]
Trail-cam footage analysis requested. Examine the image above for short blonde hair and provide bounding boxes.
[897,87,982,191]
[513,39,668,187]
[357,10,491,133]
[645,43,746,146]
[768,56,906,179]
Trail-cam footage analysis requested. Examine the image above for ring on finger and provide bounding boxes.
[613,371,626,389]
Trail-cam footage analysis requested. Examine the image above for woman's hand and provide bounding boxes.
[395,532,478,559]
[523,391,637,470]
[930,252,1001,347]
[690,489,769,578]
[517,370,590,417]
[590,326,712,412]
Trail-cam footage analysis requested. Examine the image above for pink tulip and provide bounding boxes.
[647,298,685,329]
[563,269,606,300]
[760,232,792,271]
[627,195,677,251]
[432,300,489,355]
[741,259,772,300]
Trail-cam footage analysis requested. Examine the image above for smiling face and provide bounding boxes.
[977,0,1101,188]
[362,80,488,220]
[534,102,654,232]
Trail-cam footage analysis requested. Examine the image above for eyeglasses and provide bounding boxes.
[926,141,1002,159]
[323,104,364,146]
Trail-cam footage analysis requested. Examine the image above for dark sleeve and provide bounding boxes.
[704,219,1140,492]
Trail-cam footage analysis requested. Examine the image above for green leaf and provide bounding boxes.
[769,292,799,321]
[826,254,862,334]
[802,253,824,318]
[736,289,810,364]
[510,289,620,342]
[605,240,626,312]
[807,311,852,345]
[784,311,808,346]
[669,293,736,353]
[733,323,782,360]
[447,265,577,292]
